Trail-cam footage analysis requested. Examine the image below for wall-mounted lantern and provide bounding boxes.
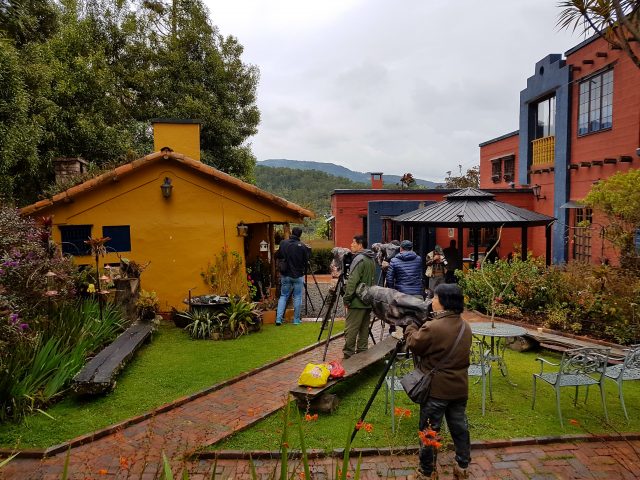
[532,184,546,200]
[237,222,249,237]
[259,240,269,252]
[160,177,173,198]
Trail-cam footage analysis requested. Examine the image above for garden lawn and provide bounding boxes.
[0,320,343,449]
[214,348,640,452]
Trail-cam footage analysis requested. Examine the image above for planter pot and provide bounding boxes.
[262,310,277,324]
[285,308,294,322]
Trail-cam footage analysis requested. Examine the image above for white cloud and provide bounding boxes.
[205,0,583,182]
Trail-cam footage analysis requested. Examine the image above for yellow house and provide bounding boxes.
[21,120,314,310]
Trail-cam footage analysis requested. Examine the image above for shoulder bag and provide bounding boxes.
[400,322,466,404]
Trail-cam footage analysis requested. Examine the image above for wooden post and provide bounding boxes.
[545,224,552,266]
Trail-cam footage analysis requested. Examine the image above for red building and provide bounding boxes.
[480,33,639,265]
[331,175,535,261]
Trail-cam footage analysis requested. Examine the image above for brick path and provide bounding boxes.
[2,314,640,479]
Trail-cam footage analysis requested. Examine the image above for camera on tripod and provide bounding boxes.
[371,242,400,267]
[330,247,353,280]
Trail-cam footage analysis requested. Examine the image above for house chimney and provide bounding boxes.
[152,118,201,161]
[370,172,383,189]
[53,157,89,183]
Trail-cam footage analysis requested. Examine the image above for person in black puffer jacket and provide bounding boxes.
[386,239,423,298]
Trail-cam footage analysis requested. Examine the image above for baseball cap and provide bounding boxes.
[400,240,413,250]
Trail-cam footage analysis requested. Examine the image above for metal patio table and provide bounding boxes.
[471,322,527,385]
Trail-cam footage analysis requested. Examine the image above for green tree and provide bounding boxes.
[584,169,640,269]
[139,0,260,182]
[443,165,480,189]
[558,0,640,69]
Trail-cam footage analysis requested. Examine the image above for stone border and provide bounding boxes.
[0,330,346,459]
[193,432,640,460]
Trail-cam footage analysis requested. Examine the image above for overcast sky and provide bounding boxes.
[204,0,583,183]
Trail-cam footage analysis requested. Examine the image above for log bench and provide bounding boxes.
[290,335,399,402]
[72,322,155,395]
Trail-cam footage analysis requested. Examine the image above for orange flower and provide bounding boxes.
[569,419,580,426]
[98,469,108,475]
[282,442,290,448]
[355,420,364,430]
[418,428,440,448]
[364,423,373,433]
[119,457,129,469]
[304,413,318,422]
[394,407,411,418]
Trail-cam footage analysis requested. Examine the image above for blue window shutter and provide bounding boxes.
[59,225,92,255]
[102,226,131,253]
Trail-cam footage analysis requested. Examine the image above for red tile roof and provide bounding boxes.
[20,151,315,219]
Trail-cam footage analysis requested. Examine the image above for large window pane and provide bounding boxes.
[578,69,613,135]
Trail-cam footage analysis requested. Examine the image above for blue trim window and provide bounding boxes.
[59,225,92,256]
[102,226,131,253]
[578,69,613,135]
[535,96,556,138]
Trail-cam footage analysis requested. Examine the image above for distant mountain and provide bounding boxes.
[258,159,440,188]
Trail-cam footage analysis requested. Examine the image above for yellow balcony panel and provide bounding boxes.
[532,136,555,166]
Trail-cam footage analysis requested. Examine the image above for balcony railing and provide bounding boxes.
[532,136,555,166]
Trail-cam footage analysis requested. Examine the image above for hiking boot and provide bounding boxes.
[452,464,469,479]
[415,467,438,479]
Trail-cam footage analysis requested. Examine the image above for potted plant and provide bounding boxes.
[216,297,261,338]
[136,290,160,321]
[258,293,279,324]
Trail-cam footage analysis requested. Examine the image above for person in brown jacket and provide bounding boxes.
[404,283,472,480]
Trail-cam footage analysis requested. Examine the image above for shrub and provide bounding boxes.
[0,299,124,421]
[458,257,640,345]
[309,247,333,274]
[0,207,78,319]
[136,290,159,320]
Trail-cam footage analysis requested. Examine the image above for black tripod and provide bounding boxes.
[317,275,378,361]
[317,274,345,361]
[303,263,325,315]
[351,336,405,442]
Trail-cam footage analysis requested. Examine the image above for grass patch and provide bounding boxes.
[214,348,640,451]
[0,320,343,449]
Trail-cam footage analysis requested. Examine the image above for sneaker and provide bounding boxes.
[415,467,438,480]
[452,464,468,479]
[293,320,301,325]
[275,321,282,326]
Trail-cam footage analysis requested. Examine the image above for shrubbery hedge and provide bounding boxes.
[458,256,640,345]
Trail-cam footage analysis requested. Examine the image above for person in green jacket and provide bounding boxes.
[342,235,375,359]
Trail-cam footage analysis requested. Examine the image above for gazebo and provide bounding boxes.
[391,188,556,265]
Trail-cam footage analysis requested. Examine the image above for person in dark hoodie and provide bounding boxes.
[342,235,375,359]
[386,239,423,298]
[275,227,310,325]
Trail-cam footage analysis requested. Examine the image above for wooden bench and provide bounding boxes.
[72,322,154,395]
[290,335,399,401]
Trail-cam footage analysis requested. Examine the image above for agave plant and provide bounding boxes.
[216,297,260,339]
[182,310,218,340]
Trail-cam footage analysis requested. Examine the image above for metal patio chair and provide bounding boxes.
[384,350,413,433]
[468,340,492,415]
[532,347,610,428]
[603,344,640,421]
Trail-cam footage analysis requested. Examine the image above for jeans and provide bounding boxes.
[276,276,304,324]
[418,397,470,475]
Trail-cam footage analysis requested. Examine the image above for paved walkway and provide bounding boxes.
[2,312,640,479]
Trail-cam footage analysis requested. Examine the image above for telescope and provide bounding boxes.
[371,242,400,267]
[356,285,432,328]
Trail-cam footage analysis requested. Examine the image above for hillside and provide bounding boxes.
[258,159,439,188]
[255,166,366,216]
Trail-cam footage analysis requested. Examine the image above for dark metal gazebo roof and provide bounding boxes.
[393,187,555,227]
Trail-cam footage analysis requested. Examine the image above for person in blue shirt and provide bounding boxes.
[386,239,423,298]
